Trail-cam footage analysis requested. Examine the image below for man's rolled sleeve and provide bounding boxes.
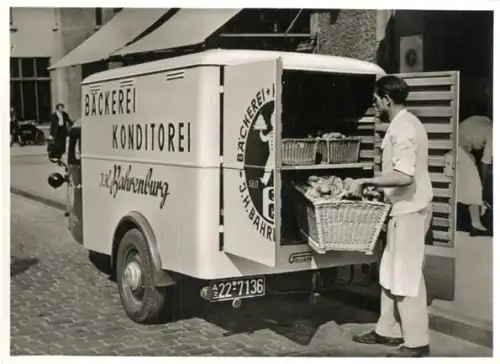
[391,124,417,176]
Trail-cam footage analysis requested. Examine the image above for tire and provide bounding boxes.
[116,229,169,324]
[36,132,45,145]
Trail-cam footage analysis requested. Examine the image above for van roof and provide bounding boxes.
[82,49,385,84]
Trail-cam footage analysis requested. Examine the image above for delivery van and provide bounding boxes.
[48,49,459,324]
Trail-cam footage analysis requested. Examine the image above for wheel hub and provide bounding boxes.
[124,260,142,291]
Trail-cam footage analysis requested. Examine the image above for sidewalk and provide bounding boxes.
[10,144,49,157]
[10,146,67,209]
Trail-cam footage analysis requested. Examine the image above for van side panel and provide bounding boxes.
[81,63,379,280]
[81,66,221,275]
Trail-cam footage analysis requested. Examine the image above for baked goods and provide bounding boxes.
[306,132,348,139]
[303,175,382,202]
[321,132,348,140]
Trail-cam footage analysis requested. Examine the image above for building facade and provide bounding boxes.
[10,7,118,121]
[11,8,493,123]
[9,8,383,121]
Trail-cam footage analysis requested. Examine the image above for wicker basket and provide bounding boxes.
[317,137,361,164]
[281,139,318,165]
[293,185,391,255]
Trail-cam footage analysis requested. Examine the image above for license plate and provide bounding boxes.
[210,276,265,302]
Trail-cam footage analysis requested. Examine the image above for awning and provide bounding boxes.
[113,8,241,56]
[49,8,170,69]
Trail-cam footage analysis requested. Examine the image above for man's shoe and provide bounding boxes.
[352,331,404,346]
[386,345,430,357]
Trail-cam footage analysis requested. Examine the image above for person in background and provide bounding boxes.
[10,106,23,147]
[49,103,73,157]
[348,76,433,357]
[456,101,492,236]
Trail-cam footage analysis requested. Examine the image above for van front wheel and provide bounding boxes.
[116,229,168,324]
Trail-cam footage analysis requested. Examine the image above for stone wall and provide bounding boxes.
[314,10,378,63]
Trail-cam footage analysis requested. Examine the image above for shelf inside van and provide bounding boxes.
[281,162,373,171]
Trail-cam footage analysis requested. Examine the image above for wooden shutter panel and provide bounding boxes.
[374,71,459,248]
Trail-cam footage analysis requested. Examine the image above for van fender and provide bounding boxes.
[112,212,175,287]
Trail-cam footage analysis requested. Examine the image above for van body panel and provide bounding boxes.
[80,50,383,280]
[82,49,385,85]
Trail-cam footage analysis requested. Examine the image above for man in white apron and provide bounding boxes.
[348,76,433,357]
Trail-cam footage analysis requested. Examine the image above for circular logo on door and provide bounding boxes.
[236,85,276,242]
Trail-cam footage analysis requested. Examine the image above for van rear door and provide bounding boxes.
[221,58,283,267]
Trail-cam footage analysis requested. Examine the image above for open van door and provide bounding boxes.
[375,71,459,301]
[221,58,283,267]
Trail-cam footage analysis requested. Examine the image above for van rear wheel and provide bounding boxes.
[116,229,168,324]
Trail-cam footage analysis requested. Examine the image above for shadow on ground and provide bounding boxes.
[11,256,39,277]
[87,253,379,347]
[176,289,379,347]
[88,251,115,278]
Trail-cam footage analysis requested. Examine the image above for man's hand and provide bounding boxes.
[347,178,365,198]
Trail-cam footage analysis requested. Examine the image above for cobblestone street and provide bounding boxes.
[10,193,492,357]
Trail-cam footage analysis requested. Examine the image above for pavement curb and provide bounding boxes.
[11,151,48,157]
[10,187,66,212]
[9,187,493,349]
[326,288,493,349]
[10,142,49,157]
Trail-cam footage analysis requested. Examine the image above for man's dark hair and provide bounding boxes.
[374,76,410,105]
[56,103,65,109]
